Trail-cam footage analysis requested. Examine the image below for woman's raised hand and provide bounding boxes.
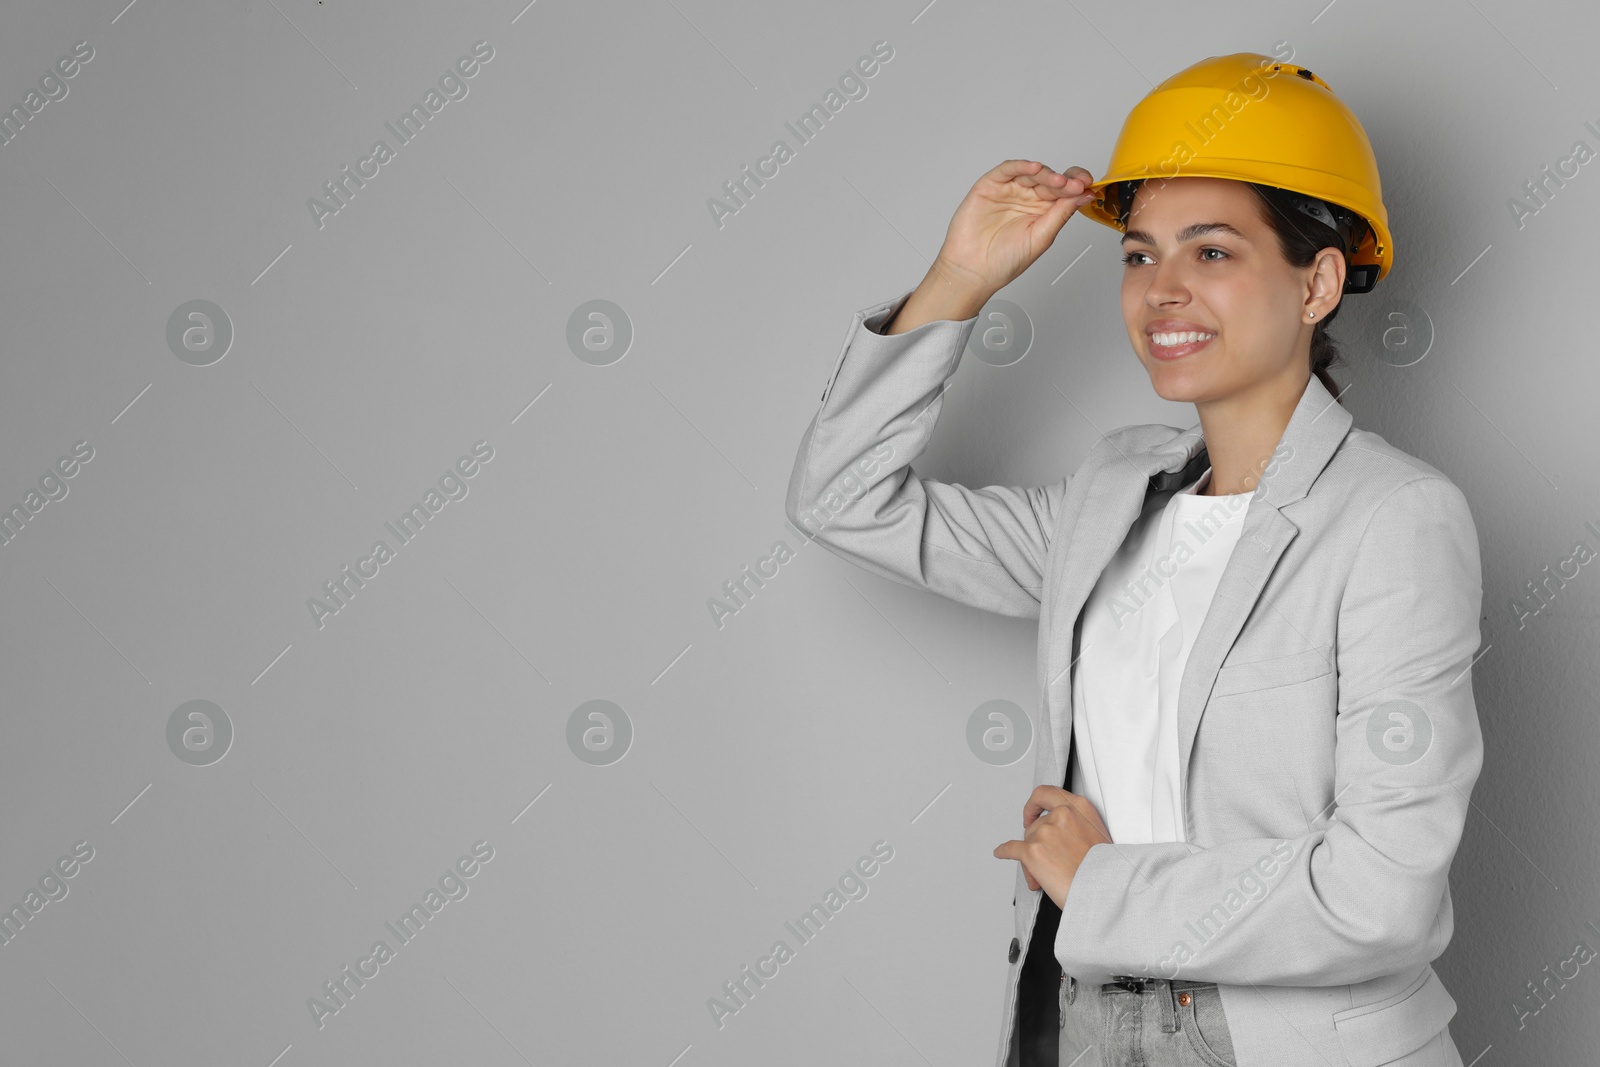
[885,161,1098,334]
[935,160,1098,298]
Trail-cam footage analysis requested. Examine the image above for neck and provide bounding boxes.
[1193,373,1307,496]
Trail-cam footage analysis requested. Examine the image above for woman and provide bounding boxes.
[784,54,1481,1067]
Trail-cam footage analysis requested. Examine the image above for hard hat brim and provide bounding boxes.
[1081,166,1392,287]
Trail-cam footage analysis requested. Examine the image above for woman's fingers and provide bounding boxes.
[982,160,1096,201]
[1025,164,1097,198]
[932,159,1097,300]
[1024,785,1073,825]
[1055,794,1113,845]
[1010,163,1062,190]
[1024,788,1112,843]
[992,837,1043,889]
[1000,786,1113,896]
[981,158,1048,182]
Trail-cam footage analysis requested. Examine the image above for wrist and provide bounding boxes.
[926,258,994,317]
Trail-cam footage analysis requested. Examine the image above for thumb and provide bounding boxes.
[1035,191,1092,247]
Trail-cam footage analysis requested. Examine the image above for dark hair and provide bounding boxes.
[1114,179,1367,405]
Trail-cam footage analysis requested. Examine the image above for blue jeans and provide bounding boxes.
[1058,975,1239,1067]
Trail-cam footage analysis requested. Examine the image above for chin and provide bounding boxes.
[1145,366,1210,404]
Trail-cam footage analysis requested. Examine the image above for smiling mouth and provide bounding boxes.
[1147,331,1216,360]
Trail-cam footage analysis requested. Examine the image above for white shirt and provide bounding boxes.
[1065,466,1254,845]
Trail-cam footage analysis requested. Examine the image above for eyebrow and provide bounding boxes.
[1121,221,1249,246]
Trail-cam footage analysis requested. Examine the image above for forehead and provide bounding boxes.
[1126,176,1262,231]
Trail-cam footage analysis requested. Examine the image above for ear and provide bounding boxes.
[1305,247,1346,320]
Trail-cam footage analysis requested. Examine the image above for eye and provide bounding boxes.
[1120,246,1230,267]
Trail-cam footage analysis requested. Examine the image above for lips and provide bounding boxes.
[1145,323,1217,361]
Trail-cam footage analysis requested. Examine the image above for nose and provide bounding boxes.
[1144,257,1191,309]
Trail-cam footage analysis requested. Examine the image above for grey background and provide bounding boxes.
[1,1,1595,1064]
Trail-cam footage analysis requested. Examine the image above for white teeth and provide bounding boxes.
[1151,330,1215,346]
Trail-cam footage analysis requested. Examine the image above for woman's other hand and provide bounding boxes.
[992,785,1111,910]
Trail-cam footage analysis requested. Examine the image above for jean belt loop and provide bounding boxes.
[1157,978,1179,1033]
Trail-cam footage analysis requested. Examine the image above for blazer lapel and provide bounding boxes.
[1043,375,1354,804]
[1173,375,1353,818]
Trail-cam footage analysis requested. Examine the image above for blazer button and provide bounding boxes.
[1008,937,1021,964]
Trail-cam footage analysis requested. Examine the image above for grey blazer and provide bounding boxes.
[784,288,1484,1067]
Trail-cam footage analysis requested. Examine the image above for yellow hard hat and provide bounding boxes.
[1079,53,1393,292]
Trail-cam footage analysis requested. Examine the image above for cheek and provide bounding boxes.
[1194,280,1262,344]
[1209,266,1292,328]
[1120,275,1146,327]
[1120,286,1145,343]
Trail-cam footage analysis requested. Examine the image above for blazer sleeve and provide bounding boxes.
[1053,475,1486,988]
[784,287,1070,620]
